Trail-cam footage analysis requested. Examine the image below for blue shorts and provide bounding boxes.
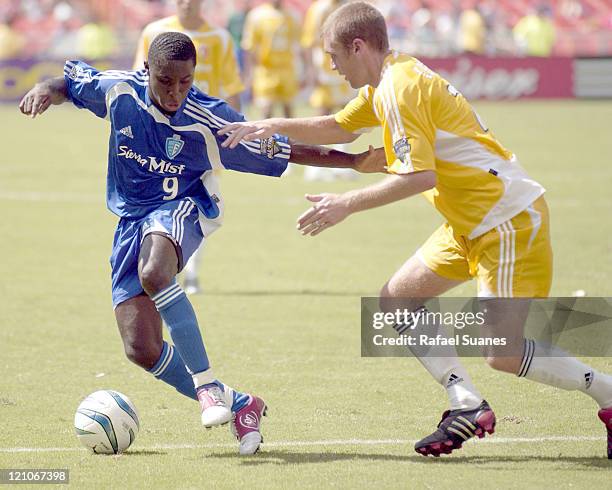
[110,198,204,307]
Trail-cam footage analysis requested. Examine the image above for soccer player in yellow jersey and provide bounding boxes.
[301,0,356,181]
[241,0,300,118]
[301,0,353,112]
[219,1,612,459]
[133,0,244,110]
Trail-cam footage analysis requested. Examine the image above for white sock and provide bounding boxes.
[183,246,202,282]
[393,310,482,411]
[519,339,612,408]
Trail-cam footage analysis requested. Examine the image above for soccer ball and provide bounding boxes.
[74,390,140,454]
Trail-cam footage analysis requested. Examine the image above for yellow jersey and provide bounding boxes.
[133,16,244,97]
[335,52,545,239]
[241,3,299,71]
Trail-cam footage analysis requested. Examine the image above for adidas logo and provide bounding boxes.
[447,373,464,388]
[120,125,134,139]
[585,371,594,389]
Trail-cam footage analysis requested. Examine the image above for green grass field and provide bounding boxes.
[1,100,612,488]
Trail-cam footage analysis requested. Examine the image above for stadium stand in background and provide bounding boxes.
[1,0,611,59]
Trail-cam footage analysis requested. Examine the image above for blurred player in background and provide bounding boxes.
[134,0,244,110]
[241,0,300,119]
[20,32,383,456]
[134,0,245,294]
[219,2,612,459]
[301,0,356,181]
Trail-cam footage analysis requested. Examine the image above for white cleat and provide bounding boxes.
[197,385,232,428]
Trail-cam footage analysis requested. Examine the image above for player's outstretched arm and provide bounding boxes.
[19,77,68,118]
[218,115,358,148]
[297,171,437,236]
[289,142,386,174]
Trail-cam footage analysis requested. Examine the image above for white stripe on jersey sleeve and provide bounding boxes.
[185,100,291,159]
[64,62,148,86]
[184,108,289,160]
[186,95,291,152]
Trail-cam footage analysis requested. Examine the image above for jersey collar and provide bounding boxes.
[381,50,399,75]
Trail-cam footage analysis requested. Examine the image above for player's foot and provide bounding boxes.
[414,400,496,457]
[184,277,201,295]
[197,385,232,428]
[231,395,267,455]
[597,406,612,459]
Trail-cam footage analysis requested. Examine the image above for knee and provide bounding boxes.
[379,282,421,313]
[139,264,173,296]
[123,339,162,371]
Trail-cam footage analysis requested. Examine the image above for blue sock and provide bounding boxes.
[231,390,250,412]
[148,341,197,400]
[148,342,249,411]
[151,282,209,375]
[151,282,250,412]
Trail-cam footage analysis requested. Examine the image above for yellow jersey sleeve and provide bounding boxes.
[334,87,379,132]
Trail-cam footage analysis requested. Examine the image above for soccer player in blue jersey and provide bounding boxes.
[19,32,383,455]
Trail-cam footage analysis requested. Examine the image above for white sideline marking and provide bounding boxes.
[0,436,601,454]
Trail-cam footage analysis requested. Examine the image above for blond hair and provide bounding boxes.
[321,1,389,52]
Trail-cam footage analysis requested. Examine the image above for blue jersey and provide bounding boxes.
[63,60,290,219]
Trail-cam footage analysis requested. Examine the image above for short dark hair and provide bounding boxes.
[148,32,197,67]
[322,1,389,52]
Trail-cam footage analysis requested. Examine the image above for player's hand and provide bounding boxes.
[354,145,387,173]
[19,83,53,118]
[297,193,351,236]
[218,120,278,149]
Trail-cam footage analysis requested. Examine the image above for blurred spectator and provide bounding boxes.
[513,4,556,57]
[434,0,460,56]
[488,7,516,56]
[77,20,118,60]
[411,1,436,56]
[0,13,24,60]
[559,0,584,22]
[459,2,486,55]
[382,0,410,51]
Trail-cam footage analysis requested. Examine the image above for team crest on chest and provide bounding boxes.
[165,134,184,160]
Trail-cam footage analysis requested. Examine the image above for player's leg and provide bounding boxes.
[115,294,197,400]
[138,230,237,427]
[139,199,262,452]
[381,226,496,456]
[111,219,202,400]
[477,197,612,457]
[383,226,484,412]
